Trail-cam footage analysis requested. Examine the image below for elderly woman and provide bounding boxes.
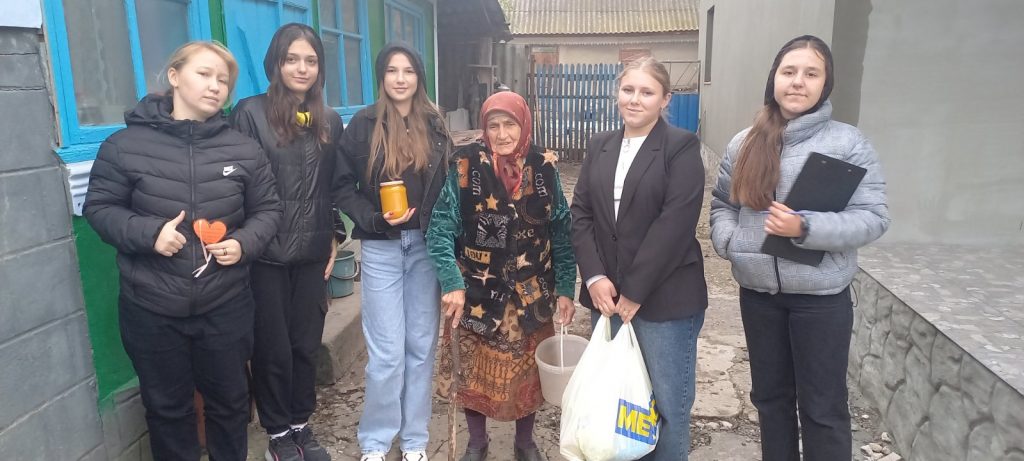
[426,91,576,461]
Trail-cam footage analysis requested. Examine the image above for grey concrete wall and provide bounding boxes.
[849,272,1024,460]
[697,0,836,158]
[850,0,1024,244]
[0,27,108,460]
[828,0,871,127]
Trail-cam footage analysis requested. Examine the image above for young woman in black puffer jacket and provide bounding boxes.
[228,24,343,461]
[84,42,281,461]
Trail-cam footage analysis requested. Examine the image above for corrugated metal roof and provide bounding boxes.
[506,0,699,36]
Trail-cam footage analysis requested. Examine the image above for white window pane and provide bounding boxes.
[136,0,191,94]
[342,0,358,33]
[344,37,363,105]
[319,0,337,29]
[62,0,137,126]
[322,34,343,107]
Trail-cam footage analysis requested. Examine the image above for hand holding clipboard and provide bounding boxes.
[761,152,867,266]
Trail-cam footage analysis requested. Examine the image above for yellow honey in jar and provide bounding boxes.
[380,180,409,216]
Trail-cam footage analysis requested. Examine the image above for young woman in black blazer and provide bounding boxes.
[570,57,708,461]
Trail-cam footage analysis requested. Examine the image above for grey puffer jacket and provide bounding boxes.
[709,101,890,295]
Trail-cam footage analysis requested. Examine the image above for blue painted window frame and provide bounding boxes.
[384,0,426,59]
[318,0,373,120]
[43,0,212,163]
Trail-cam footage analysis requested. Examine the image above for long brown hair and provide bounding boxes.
[731,35,834,210]
[263,23,329,146]
[368,44,446,183]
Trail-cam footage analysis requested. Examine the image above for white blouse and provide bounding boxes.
[587,135,648,289]
[613,135,647,219]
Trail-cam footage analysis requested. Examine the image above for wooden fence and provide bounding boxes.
[528,63,624,161]
[527,63,700,161]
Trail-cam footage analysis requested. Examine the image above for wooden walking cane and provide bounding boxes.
[447,322,462,461]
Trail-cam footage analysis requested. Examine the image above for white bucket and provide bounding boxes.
[535,332,589,406]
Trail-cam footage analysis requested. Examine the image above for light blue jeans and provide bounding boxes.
[358,230,441,454]
[591,310,705,461]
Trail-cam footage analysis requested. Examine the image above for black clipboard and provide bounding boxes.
[761,152,867,266]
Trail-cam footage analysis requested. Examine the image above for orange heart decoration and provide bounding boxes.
[193,219,227,245]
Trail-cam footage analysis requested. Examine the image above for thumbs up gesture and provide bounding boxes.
[154,211,187,257]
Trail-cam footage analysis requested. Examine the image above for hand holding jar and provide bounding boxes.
[380,180,416,225]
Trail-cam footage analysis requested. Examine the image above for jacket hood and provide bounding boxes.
[374,42,426,87]
[124,93,230,139]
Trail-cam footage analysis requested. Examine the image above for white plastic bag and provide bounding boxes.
[560,315,660,461]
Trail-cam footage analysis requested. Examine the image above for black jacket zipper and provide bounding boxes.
[188,123,197,315]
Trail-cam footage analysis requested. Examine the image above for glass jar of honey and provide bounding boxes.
[379,180,409,216]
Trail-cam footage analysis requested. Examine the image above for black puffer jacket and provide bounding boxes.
[229,94,344,265]
[333,105,452,240]
[84,94,282,317]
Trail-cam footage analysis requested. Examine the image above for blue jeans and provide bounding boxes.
[358,230,441,454]
[591,310,705,461]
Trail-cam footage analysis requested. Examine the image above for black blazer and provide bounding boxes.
[570,118,708,321]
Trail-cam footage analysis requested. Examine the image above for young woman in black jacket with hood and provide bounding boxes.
[333,43,451,461]
[84,41,281,461]
[229,23,343,461]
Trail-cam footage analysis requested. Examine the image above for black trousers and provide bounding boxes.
[250,261,329,434]
[739,286,853,461]
[119,292,254,461]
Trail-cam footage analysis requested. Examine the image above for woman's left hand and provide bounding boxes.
[324,240,338,281]
[764,201,804,238]
[555,296,575,326]
[616,295,641,323]
[441,289,466,329]
[207,239,243,266]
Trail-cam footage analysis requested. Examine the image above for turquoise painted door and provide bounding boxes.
[222,0,314,101]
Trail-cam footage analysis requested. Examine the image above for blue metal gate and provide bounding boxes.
[668,92,700,133]
[528,63,700,161]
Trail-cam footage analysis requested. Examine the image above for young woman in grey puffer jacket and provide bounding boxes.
[710,35,890,461]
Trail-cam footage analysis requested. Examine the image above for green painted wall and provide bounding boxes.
[209,0,226,43]
[421,0,437,100]
[73,217,135,405]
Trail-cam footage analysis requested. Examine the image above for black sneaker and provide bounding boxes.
[293,425,332,461]
[266,431,303,461]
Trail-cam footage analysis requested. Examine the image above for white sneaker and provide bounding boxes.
[360,452,387,461]
[402,451,428,461]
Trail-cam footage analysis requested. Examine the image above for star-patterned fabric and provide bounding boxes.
[426,141,576,421]
[451,143,559,337]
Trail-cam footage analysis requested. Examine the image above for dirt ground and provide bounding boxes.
[244,160,897,461]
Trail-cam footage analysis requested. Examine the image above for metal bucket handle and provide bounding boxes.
[329,260,360,281]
